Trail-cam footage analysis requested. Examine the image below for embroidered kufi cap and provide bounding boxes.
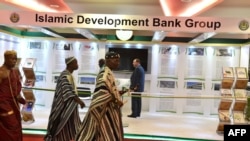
[105,51,120,59]
[65,57,76,64]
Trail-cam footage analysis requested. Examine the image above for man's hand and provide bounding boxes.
[128,89,133,96]
[16,95,26,104]
[116,100,124,107]
[79,101,85,109]
[74,96,85,108]
[119,90,127,95]
[134,86,138,91]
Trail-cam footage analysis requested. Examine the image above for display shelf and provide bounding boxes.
[217,67,249,134]
[216,122,231,134]
[21,88,36,122]
[22,68,36,87]
[218,99,233,110]
[21,58,36,123]
[232,67,248,125]
[221,67,234,89]
[233,102,247,111]
[234,67,248,89]
[217,99,233,134]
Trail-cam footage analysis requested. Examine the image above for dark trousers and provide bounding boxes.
[131,93,141,117]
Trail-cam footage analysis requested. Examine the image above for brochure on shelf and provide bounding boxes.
[22,112,35,122]
[220,89,233,99]
[234,67,248,89]
[221,67,235,89]
[232,111,247,124]
[22,58,36,87]
[218,110,231,122]
[217,107,232,134]
[21,100,35,114]
[22,68,36,87]
[234,89,247,101]
[235,67,248,79]
[222,67,234,78]
[23,58,36,68]
[21,88,36,122]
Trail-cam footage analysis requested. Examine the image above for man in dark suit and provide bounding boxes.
[128,58,145,118]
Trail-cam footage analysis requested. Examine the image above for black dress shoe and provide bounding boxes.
[127,115,137,118]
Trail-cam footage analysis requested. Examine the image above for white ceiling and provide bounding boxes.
[64,0,250,17]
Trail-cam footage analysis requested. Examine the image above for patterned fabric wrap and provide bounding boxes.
[44,70,81,141]
[75,66,124,141]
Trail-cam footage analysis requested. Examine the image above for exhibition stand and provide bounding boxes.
[0,11,250,140]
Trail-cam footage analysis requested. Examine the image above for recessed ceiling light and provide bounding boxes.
[181,0,192,2]
[116,30,133,41]
[50,4,59,8]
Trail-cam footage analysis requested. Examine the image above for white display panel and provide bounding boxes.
[0,34,243,117]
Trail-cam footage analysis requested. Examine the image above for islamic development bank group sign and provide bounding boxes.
[1,11,249,33]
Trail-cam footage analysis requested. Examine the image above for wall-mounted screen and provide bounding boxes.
[108,47,149,72]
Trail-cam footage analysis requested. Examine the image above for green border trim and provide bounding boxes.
[0,25,52,37]
[1,25,249,44]
[0,25,22,35]
[22,129,221,141]
[202,38,250,44]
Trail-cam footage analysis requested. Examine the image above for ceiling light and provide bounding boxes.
[116,30,133,41]
[50,5,59,8]
[74,28,98,40]
[189,32,216,43]
[179,0,222,16]
[152,31,166,42]
[4,0,57,12]
[181,0,192,2]
[3,0,72,12]
[35,27,64,38]
[160,0,224,16]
